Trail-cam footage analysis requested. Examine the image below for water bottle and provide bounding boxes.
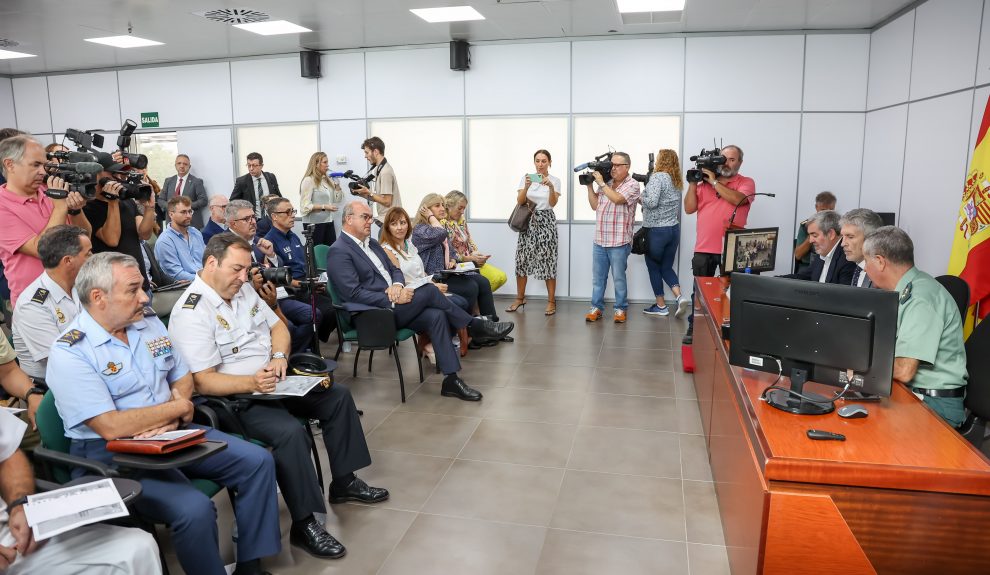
[744,266,752,274]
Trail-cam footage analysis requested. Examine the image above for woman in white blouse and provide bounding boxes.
[509,149,561,315]
[299,152,341,245]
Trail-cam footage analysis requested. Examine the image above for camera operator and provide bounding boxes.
[353,137,401,222]
[82,153,156,293]
[682,144,755,345]
[0,135,91,307]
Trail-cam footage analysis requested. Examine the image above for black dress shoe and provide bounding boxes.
[682,325,693,345]
[500,335,514,343]
[468,319,514,344]
[329,476,390,504]
[441,375,483,401]
[289,517,346,559]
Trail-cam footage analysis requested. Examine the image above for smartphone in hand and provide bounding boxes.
[528,173,543,184]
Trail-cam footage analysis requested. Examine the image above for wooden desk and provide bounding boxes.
[692,278,990,574]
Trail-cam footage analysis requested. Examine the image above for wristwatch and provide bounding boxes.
[271,352,287,360]
[25,386,46,400]
[6,496,27,514]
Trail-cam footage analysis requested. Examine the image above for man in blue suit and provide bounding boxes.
[327,201,513,401]
[782,210,857,285]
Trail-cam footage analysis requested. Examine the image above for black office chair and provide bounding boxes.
[960,318,990,448]
[935,275,970,323]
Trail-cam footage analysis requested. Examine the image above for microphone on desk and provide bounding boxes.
[728,192,776,229]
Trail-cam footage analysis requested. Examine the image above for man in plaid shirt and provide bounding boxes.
[584,152,641,323]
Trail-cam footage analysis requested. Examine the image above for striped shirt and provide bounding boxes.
[595,177,641,247]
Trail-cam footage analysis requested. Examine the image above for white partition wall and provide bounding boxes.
[176,128,235,204]
[119,63,233,129]
[48,72,120,134]
[12,76,52,134]
[0,79,14,128]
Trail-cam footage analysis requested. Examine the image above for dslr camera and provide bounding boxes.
[250,263,294,287]
[686,147,727,183]
[99,171,154,203]
[347,173,376,195]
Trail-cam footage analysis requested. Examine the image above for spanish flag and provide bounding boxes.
[949,93,990,337]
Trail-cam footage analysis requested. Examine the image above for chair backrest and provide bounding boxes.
[935,275,970,322]
[37,391,73,483]
[965,318,990,418]
[324,277,354,333]
[352,308,398,349]
[314,243,330,271]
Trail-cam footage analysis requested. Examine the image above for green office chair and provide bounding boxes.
[314,243,331,273]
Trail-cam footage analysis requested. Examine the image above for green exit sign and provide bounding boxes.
[140,112,159,128]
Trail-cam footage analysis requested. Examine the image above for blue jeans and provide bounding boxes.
[644,225,680,297]
[591,243,632,311]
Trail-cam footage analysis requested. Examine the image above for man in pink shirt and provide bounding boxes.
[0,136,90,307]
[682,145,755,344]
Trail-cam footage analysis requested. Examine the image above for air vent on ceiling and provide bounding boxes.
[621,10,682,25]
[193,8,270,24]
[0,39,21,48]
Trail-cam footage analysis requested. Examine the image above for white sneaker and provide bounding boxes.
[675,296,691,319]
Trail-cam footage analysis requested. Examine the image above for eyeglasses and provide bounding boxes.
[273,209,297,216]
[349,214,373,221]
[231,214,257,223]
[611,163,629,167]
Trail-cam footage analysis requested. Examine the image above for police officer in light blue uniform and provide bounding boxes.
[46,252,281,575]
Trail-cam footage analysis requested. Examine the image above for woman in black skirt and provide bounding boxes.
[509,149,561,315]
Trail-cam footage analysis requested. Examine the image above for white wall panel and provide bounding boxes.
[901,91,974,275]
[803,35,869,111]
[685,36,804,112]
[12,76,51,134]
[319,119,368,231]
[176,128,234,203]
[318,52,366,120]
[0,79,15,129]
[119,63,232,129]
[910,0,982,100]
[231,58,318,124]
[679,113,801,286]
[572,38,684,113]
[860,105,908,214]
[569,224,596,300]
[867,11,915,110]
[466,43,570,115]
[468,221,570,299]
[366,48,463,118]
[797,113,865,218]
[48,72,120,134]
[977,1,990,85]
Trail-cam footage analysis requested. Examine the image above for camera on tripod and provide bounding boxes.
[686,147,727,183]
[249,263,294,287]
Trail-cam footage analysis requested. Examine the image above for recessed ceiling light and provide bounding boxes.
[0,49,36,59]
[84,35,164,48]
[233,20,312,35]
[410,6,485,23]
[617,0,685,13]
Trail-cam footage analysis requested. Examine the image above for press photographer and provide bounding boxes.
[352,136,401,220]
[682,144,756,345]
[0,135,91,307]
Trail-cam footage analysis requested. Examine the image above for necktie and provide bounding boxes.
[175,177,183,198]
[255,177,264,216]
[852,267,862,287]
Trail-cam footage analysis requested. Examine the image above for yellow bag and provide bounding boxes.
[479,262,507,292]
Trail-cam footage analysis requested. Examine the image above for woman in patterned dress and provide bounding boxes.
[509,149,560,315]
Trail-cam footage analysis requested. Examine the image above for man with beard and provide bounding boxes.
[682,145,756,344]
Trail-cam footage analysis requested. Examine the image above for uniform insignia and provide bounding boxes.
[899,282,913,304]
[56,329,85,346]
[183,293,202,309]
[217,315,230,330]
[31,288,49,304]
[146,336,173,358]
[102,361,123,376]
[231,346,239,354]
[143,306,156,317]
[55,307,66,324]
[250,304,260,317]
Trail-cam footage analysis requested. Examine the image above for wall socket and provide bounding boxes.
[336,155,347,164]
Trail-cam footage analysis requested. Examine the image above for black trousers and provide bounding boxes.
[445,273,496,318]
[303,221,336,247]
[392,285,473,375]
[688,252,721,328]
[292,290,336,341]
[234,383,371,521]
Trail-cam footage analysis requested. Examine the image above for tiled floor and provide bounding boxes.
[163,299,731,575]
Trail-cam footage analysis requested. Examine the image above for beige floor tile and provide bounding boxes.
[459,419,577,468]
[485,387,588,424]
[426,358,520,387]
[535,529,689,575]
[378,514,546,575]
[508,363,594,392]
[522,343,602,367]
[366,411,481,457]
[591,366,676,397]
[579,393,679,432]
[677,399,705,434]
[567,426,681,479]
[679,434,713,482]
[596,346,676,371]
[675,374,698,400]
[423,459,565,526]
[396,380,499,417]
[357,407,393,436]
[612,315,672,333]
[603,329,673,350]
[347,376,416,411]
[683,480,725,545]
[688,543,731,575]
[551,470,686,540]
[346,450,453,512]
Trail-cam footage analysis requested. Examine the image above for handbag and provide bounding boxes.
[508,200,537,233]
[631,227,648,255]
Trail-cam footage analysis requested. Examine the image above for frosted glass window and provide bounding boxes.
[367,118,464,217]
[235,124,319,207]
[133,132,178,190]
[572,116,681,221]
[467,117,568,220]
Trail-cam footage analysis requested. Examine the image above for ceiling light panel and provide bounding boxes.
[617,0,685,13]
[233,20,312,35]
[410,6,485,23]
[84,35,164,48]
[0,49,35,59]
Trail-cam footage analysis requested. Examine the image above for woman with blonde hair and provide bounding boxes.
[640,148,688,318]
[299,151,341,245]
[442,190,508,294]
[509,149,560,315]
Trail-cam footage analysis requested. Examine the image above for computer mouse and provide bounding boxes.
[837,404,869,419]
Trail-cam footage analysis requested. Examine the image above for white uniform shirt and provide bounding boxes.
[12,272,81,379]
[518,174,561,211]
[816,240,840,284]
[167,274,280,377]
[855,260,868,287]
[343,231,398,285]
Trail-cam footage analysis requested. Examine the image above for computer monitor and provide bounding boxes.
[722,227,779,274]
[728,274,898,415]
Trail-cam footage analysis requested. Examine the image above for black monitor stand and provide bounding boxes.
[764,364,835,415]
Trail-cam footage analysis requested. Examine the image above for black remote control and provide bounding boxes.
[807,429,846,441]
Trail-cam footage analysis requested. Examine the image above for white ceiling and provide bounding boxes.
[0,0,919,76]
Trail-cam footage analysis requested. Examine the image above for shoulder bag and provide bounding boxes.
[508,200,537,233]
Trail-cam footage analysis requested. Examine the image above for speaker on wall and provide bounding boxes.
[450,40,470,71]
[300,50,321,79]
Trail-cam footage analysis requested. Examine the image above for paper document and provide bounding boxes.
[122,429,200,442]
[22,478,129,541]
[1,406,25,415]
[455,262,476,271]
[253,375,327,397]
[318,272,328,283]
[276,286,290,300]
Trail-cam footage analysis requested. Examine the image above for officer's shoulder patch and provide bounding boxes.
[57,329,85,346]
[31,288,49,304]
[899,281,913,305]
[143,305,156,317]
[182,293,202,309]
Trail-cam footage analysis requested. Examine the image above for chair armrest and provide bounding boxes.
[33,446,120,478]
[199,396,253,439]
[352,308,398,348]
[193,403,220,428]
[111,440,228,470]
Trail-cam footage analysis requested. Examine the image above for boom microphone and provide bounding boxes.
[48,151,100,163]
[573,162,591,172]
[328,170,353,178]
[46,162,104,174]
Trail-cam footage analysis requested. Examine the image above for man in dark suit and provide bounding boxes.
[782,210,856,285]
[328,201,513,401]
[231,152,281,220]
[159,154,209,229]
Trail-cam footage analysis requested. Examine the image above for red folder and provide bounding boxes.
[107,428,206,455]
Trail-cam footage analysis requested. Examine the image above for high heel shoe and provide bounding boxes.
[544,300,557,316]
[423,349,436,364]
[506,298,527,312]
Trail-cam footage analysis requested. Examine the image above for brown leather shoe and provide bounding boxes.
[585,308,603,322]
[614,309,627,323]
